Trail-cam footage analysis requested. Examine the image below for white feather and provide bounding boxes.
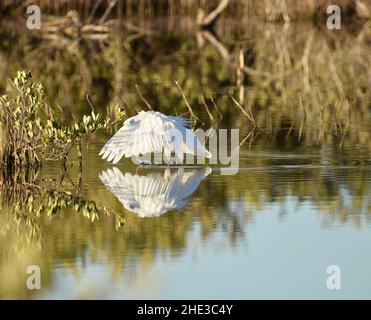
[99,111,211,164]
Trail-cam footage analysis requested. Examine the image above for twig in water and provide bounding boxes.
[210,96,223,121]
[87,0,104,24]
[135,84,153,110]
[201,96,214,122]
[237,49,245,104]
[86,94,95,112]
[99,0,118,25]
[174,80,201,124]
[198,0,230,28]
[239,127,257,149]
[230,96,255,126]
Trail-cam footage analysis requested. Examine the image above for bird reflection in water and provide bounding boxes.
[99,167,211,217]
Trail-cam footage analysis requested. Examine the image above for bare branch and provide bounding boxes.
[198,0,230,28]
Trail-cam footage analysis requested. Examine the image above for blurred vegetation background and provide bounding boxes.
[1,0,370,21]
[0,0,370,299]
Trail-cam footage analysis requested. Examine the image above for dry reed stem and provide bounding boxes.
[135,84,153,110]
[174,80,201,124]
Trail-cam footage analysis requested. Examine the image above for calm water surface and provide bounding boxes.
[1,136,370,299]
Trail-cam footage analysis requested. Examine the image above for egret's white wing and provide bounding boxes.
[99,111,210,164]
[99,167,211,217]
[99,112,166,163]
[167,115,190,128]
[100,111,187,164]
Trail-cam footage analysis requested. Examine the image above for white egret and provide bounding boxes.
[99,111,211,164]
[99,167,211,217]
